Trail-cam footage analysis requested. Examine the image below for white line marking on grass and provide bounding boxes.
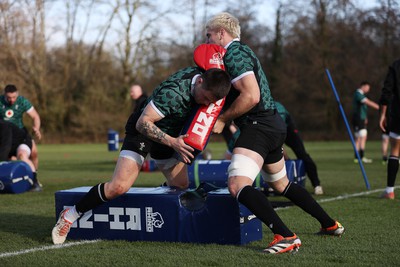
[275,186,400,210]
[0,239,101,259]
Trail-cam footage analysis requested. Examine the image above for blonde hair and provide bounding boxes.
[206,12,241,39]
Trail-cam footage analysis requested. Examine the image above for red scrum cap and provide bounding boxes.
[193,44,226,70]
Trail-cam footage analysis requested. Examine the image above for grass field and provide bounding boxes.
[0,141,399,266]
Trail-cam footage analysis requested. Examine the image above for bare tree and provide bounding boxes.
[0,0,47,115]
[1,0,399,141]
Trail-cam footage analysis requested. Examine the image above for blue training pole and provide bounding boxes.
[325,68,371,190]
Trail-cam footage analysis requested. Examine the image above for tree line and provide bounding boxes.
[0,0,399,143]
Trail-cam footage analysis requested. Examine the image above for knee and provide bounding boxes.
[227,177,249,198]
[31,150,38,158]
[267,177,289,194]
[17,153,28,161]
[227,182,239,198]
[17,153,31,165]
[106,182,130,199]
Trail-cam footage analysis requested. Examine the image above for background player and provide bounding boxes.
[130,84,148,113]
[275,101,324,195]
[352,81,379,163]
[0,84,42,170]
[0,119,42,191]
[379,59,400,199]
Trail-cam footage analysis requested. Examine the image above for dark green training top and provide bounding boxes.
[0,95,33,128]
[223,41,284,132]
[141,66,203,137]
[352,89,368,120]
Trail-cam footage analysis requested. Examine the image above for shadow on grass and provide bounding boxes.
[271,201,294,208]
[0,212,54,242]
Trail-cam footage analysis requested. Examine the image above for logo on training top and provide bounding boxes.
[209,52,224,66]
[0,181,4,191]
[5,109,14,118]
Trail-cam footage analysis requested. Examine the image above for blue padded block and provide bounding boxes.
[0,161,33,194]
[55,187,262,245]
[107,129,119,151]
[188,159,306,189]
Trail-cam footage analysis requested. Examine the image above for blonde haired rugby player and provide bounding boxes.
[206,12,344,254]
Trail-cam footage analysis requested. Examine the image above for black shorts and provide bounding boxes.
[121,112,175,160]
[352,116,366,132]
[9,134,32,157]
[388,115,400,135]
[234,121,286,164]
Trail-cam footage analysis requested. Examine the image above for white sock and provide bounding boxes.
[65,206,81,223]
[386,187,394,194]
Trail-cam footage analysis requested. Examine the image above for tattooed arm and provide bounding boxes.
[136,103,194,163]
[139,120,168,145]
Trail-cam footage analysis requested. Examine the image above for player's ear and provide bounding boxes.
[196,77,204,86]
[219,28,225,39]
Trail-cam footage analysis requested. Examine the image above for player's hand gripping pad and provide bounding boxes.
[182,98,225,161]
[178,44,227,163]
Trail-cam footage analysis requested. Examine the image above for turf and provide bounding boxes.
[0,141,399,266]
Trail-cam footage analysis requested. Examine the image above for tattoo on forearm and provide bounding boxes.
[151,125,166,142]
[140,121,166,143]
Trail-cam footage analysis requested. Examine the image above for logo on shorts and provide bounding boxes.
[0,181,4,191]
[239,214,257,223]
[5,109,14,118]
[139,142,145,151]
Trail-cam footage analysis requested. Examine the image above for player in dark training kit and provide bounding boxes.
[223,102,324,195]
[352,81,379,163]
[0,120,33,163]
[1,84,42,171]
[275,101,324,195]
[206,12,344,254]
[379,59,400,199]
[0,119,42,191]
[51,66,231,244]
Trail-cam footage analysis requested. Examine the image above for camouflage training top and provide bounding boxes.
[142,66,202,137]
[0,95,33,129]
[223,41,276,127]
